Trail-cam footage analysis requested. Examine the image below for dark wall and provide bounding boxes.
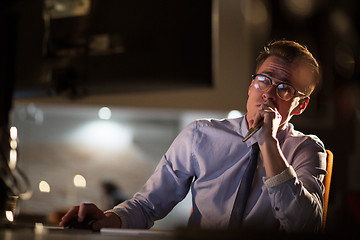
[265,0,360,231]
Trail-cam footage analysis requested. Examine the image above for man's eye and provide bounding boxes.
[257,77,270,84]
[258,77,265,82]
[278,84,292,92]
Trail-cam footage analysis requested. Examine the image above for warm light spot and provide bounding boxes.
[73,174,87,188]
[330,10,351,36]
[227,110,243,119]
[98,107,112,120]
[284,0,316,18]
[9,149,17,169]
[34,222,45,234]
[10,140,18,149]
[10,126,18,140]
[241,0,269,25]
[39,181,51,193]
[5,211,14,222]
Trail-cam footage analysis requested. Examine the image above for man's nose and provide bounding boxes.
[262,85,277,101]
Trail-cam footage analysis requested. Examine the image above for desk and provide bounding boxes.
[0,227,175,240]
[1,225,344,240]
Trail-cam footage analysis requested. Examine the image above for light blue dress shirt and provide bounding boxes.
[108,116,327,232]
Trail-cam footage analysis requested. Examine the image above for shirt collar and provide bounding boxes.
[240,115,257,147]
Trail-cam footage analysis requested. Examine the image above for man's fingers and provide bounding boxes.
[78,203,103,222]
[78,203,88,222]
[253,107,274,128]
[59,203,108,230]
[59,206,79,227]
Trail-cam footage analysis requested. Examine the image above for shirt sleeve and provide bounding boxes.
[106,122,197,229]
[264,166,297,188]
[264,139,327,232]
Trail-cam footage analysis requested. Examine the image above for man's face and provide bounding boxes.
[246,56,313,129]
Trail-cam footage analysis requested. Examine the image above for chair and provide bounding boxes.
[322,149,333,231]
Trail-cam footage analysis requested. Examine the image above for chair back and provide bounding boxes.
[322,149,333,231]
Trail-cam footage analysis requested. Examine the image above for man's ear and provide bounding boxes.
[293,97,310,115]
[248,80,254,96]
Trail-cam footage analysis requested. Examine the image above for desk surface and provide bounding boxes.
[0,227,176,240]
[1,225,344,240]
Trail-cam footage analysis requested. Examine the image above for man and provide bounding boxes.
[60,40,327,232]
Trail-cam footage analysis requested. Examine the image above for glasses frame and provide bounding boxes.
[252,74,306,101]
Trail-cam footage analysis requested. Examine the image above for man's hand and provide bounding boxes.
[250,101,289,178]
[59,203,121,231]
[252,101,282,145]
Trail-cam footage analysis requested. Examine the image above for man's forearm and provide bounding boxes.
[259,136,289,178]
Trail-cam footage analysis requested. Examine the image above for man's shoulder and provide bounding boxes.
[284,123,325,150]
[194,117,244,131]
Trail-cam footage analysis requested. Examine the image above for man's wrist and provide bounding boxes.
[258,134,278,149]
[104,212,122,228]
[259,136,289,178]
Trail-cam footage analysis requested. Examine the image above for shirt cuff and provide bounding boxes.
[104,209,127,228]
[264,166,297,188]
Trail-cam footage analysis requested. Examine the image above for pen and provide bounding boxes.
[242,122,262,142]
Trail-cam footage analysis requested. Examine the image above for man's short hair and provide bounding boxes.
[255,40,320,96]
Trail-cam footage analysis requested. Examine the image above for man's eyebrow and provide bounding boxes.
[261,71,290,83]
[259,71,273,77]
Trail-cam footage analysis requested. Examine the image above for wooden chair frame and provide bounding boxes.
[322,149,333,231]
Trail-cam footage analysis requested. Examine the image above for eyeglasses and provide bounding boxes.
[252,74,306,101]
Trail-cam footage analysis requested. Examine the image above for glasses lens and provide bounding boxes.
[254,75,271,91]
[277,83,295,100]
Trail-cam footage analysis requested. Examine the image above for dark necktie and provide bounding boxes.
[228,143,260,229]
